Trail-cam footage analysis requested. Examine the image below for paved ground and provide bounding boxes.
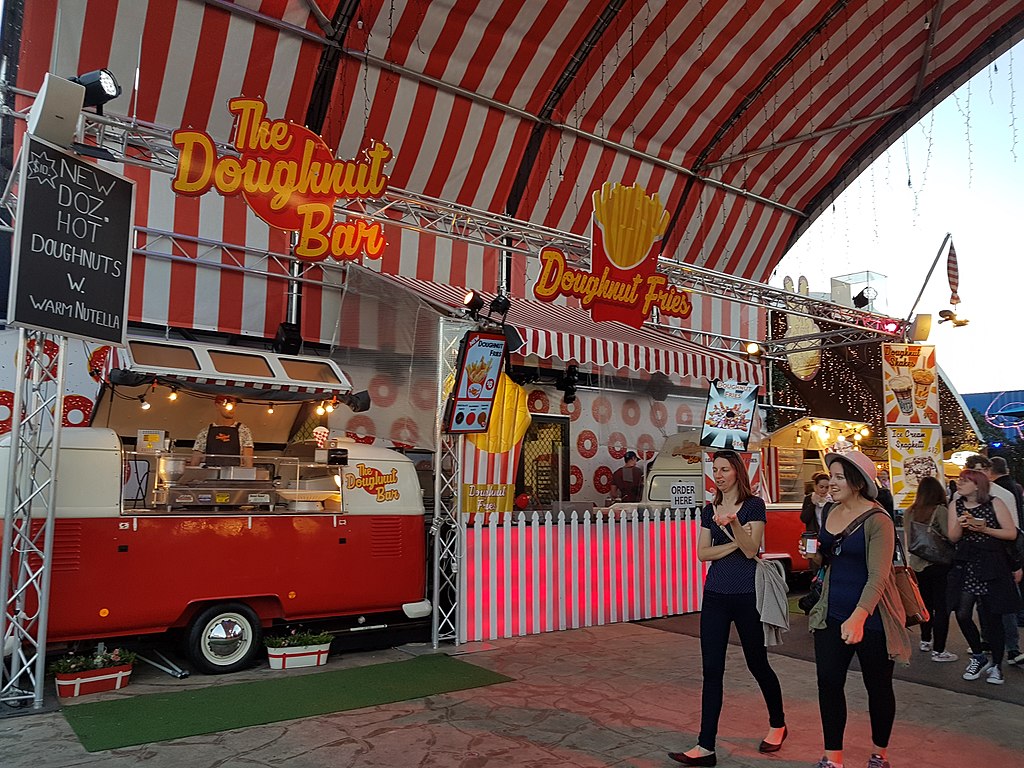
[1,621,1022,767]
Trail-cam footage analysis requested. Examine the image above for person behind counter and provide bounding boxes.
[610,450,644,502]
[189,395,254,468]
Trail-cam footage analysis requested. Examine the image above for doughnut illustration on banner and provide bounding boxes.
[368,374,398,408]
[621,398,641,426]
[577,429,598,459]
[62,394,94,427]
[527,389,549,413]
[559,397,581,421]
[345,415,376,444]
[607,432,628,460]
[592,395,612,424]
[569,465,584,495]
[650,401,668,429]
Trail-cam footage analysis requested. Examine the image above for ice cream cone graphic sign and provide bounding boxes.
[532,182,692,329]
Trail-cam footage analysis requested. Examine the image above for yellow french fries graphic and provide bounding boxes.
[592,181,670,270]
[465,359,490,385]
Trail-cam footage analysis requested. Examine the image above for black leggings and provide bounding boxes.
[698,590,786,750]
[917,564,952,652]
[814,619,896,751]
[953,590,1005,665]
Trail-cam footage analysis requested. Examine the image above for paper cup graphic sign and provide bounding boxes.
[313,426,330,448]
[882,343,939,425]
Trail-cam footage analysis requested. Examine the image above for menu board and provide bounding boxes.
[882,344,938,426]
[887,425,944,510]
[444,330,506,434]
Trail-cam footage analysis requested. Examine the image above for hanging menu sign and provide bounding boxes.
[8,135,134,345]
[444,330,506,434]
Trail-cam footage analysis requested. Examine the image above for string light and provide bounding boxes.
[139,395,150,411]
[316,402,326,416]
[267,405,274,414]
[325,399,335,414]
[168,388,178,401]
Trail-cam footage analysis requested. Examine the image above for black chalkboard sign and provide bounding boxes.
[8,135,134,345]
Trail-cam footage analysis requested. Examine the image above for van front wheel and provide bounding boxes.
[186,602,262,674]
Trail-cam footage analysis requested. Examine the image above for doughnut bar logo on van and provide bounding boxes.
[532,182,691,329]
[172,97,391,262]
[346,464,400,502]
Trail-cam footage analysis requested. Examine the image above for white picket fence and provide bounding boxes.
[459,507,707,643]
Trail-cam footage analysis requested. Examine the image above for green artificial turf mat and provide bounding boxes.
[62,653,511,752]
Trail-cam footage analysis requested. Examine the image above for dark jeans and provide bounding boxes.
[813,619,896,751]
[697,590,786,750]
[953,590,1006,665]
[917,564,951,652]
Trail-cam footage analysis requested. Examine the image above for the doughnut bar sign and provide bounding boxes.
[8,136,134,345]
[445,330,506,434]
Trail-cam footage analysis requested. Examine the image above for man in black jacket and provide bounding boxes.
[991,456,1024,528]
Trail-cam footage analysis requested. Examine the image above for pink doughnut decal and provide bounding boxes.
[0,390,14,435]
[608,432,627,460]
[622,398,641,426]
[25,339,59,379]
[637,433,656,460]
[61,394,94,427]
[577,429,598,459]
[676,403,694,425]
[368,374,398,408]
[345,415,376,444]
[527,389,550,413]
[591,395,612,424]
[569,465,583,494]
[410,379,435,410]
[390,417,420,448]
[650,401,668,428]
[593,466,614,495]
[559,398,581,421]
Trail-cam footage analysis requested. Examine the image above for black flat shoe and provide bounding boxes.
[667,751,717,766]
[758,725,787,753]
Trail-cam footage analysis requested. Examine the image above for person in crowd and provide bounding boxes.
[875,467,895,517]
[610,450,644,502]
[947,468,1020,684]
[801,472,832,534]
[989,457,1023,528]
[808,451,910,768]
[947,479,958,502]
[957,455,1023,664]
[668,450,786,766]
[907,476,958,662]
[190,395,254,468]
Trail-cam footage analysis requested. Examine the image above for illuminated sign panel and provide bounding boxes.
[172,97,391,263]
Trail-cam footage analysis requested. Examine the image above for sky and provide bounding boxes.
[777,43,1023,397]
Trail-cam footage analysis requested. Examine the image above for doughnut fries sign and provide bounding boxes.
[172,97,391,263]
[532,182,692,329]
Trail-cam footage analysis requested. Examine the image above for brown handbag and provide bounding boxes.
[893,535,930,627]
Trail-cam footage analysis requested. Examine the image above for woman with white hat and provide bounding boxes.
[808,451,910,768]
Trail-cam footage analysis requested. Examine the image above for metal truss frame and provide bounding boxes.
[431,319,468,647]
[0,95,907,350]
[0,329,67,709]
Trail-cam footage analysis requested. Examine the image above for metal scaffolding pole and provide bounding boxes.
[0,329,67,708]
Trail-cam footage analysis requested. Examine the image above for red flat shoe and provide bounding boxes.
[758,725,787,753]
[667,751,717,766]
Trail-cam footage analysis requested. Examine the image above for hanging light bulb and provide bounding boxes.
[795,432,802,445]
[860,427,870,437]
[224,400,234,411]
[854,433,862,442]
[168,388,178,401]
[316,402,326,416]
[267,404,275,414]
[139,395,150,411]
[325,399,335,414]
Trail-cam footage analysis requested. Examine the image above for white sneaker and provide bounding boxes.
[986,666,1005,685]
[963,654,992,680]
[931,650,959,662]
[1006,651,1024,665]
[919,640,933,652]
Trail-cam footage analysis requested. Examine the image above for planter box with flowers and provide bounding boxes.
[265,630,334,670]
[49,645,136,698]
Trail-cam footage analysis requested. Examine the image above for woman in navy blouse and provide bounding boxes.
[669,450,786,766]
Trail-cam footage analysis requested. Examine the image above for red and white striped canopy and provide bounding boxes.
[6,1,1022,338]
[382,274,762,386]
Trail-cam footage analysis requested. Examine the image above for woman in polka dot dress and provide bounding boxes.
[948,468,1021,685]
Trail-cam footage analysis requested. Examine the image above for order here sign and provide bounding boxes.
[8,135,134,346]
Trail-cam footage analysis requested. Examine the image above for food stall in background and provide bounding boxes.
[0,331,430,674]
